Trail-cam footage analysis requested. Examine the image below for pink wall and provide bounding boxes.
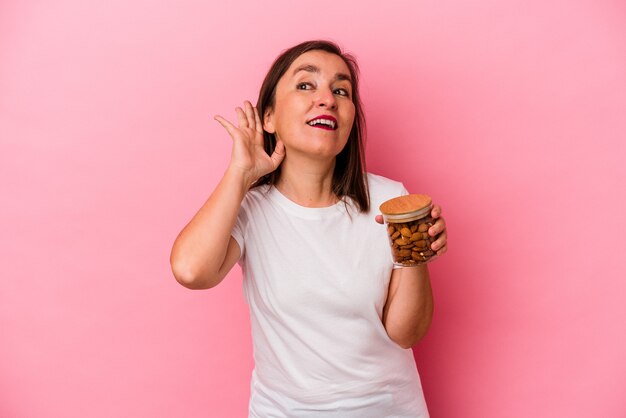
[2,1,625,417]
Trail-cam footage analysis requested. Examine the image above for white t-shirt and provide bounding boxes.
[231,173,429,418]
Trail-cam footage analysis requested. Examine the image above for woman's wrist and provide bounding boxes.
[224,165,257,192]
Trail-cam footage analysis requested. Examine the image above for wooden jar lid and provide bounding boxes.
[379,194,432,215]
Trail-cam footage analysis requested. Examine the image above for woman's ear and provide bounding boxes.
[263,108,276,134]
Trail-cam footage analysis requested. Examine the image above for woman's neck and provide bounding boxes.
[275,155,337,208]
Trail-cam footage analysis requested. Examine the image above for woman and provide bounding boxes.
[170,40,448,417]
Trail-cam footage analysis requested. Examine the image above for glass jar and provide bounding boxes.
[379,194,436,267]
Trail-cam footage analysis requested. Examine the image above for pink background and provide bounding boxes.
[2,1,625,417]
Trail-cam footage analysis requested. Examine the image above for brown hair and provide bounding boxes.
[254,40,370,213]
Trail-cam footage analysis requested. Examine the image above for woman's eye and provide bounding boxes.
[334,88,350,97]
[297,82,313,90]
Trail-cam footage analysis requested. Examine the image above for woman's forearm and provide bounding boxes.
[170,167,251,289]
[382,265,434,348]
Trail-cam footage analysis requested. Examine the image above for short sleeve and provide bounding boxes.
[231,202,249,263]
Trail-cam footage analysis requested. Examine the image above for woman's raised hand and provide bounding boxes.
[214,100,285,187]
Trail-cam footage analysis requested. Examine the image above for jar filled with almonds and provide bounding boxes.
[379,194,436,267]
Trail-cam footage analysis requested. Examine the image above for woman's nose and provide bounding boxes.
[315,87,337,109]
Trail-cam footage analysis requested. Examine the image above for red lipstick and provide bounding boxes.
[306,115,338,130]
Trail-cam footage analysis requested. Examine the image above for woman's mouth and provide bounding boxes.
[306,115,337,130]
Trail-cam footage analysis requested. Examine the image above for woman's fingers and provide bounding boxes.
[216,101,260,140]
[428,217,446,237]
[236,106,248,128]
[253,105,264,134]
[428,214,447,254]
[214,115,236,138]
[270,140,286,168]
[430,230,447,254]
[244,101,256,129]
[375,215,384,224]
[431,204,442,218]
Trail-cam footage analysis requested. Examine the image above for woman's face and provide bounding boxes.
[263,50,356,161]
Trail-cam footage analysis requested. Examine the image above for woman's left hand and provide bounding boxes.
[375,204,448,257]
[427,204,448,257]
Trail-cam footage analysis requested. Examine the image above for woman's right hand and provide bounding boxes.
[214,100,285,188]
